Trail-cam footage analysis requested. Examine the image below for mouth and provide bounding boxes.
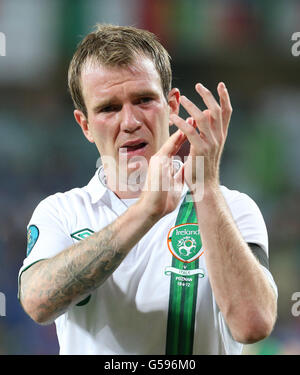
[119,140,148,155]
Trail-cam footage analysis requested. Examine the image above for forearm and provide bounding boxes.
[194,187,277,343]
[20,200,158,324]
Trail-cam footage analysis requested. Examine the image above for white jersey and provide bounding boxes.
[18,167,277,355]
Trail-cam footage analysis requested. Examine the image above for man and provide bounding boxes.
[18,24,277,355]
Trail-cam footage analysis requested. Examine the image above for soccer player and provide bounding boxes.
[18,24,277,355]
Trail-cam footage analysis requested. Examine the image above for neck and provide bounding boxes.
[112,188,142,199]
[105,171,146,200]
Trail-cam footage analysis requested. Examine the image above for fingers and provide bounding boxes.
[180,83,221,132]
[146,152,184,196]
[179,95,216,145]
[170,113,204,147]
[180,95,211,135]
[195,83,222,123]
[157,128,186,157]
[173,163,184,191]
[179,82,232,143]
[163,83,231,162]
[196,82,232,135]
[186,117,194,127]
[217,82,232,134]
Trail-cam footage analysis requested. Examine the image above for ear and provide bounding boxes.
[167,88,180,125]
[74,110,94,143]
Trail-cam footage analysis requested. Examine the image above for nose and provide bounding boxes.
[120,104,142,133]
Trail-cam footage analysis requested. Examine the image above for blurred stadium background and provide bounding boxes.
[0,0,300,355]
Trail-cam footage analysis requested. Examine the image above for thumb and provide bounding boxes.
[158,129,185,157]
[186,117,196,128]
[174,163,184,191]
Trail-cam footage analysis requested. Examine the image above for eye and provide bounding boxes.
[100,104,121,113]
[138,97,153,104]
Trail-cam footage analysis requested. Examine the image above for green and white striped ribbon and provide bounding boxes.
[165,192,202,355]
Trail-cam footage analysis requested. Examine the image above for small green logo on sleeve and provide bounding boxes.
[26,225,39,256]
[70,228,94,307]
[71,228,94,241]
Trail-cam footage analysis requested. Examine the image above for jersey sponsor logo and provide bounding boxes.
[26,225,39,256]
[167,223,204,263]
[71,228,94,241]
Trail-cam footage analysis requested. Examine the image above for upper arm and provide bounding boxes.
[18,196,73,289]
[18,195,73,314]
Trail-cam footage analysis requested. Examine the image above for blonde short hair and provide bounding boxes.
[68,24,172,118]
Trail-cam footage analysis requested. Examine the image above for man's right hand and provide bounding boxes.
[138,129,186,220]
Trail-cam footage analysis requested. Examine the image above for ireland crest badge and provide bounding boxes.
[167,223,204,263]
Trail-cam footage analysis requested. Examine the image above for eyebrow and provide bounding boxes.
[92,90,159,113]
[92,98,119,113]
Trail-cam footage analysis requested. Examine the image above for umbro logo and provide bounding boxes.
[71,228,94,241]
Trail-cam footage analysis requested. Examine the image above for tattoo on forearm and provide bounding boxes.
[22,222,129,320]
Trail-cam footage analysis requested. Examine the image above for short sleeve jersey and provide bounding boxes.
[18,167,277,355]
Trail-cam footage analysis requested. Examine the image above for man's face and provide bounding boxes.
[74,56,179,185]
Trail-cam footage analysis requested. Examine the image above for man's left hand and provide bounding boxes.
[170,82,232,198]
